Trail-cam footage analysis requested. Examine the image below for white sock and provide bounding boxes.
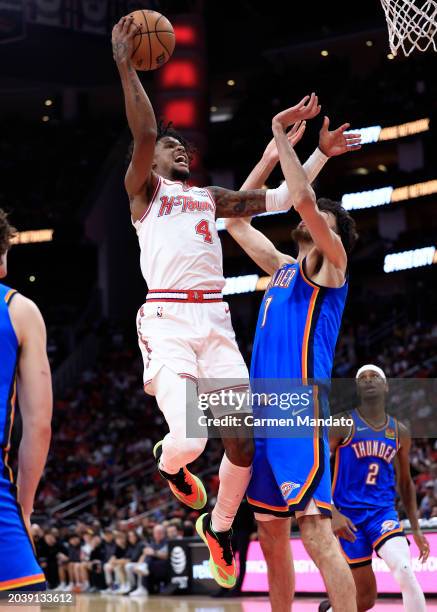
[211,453,252,532]
[154,367,207,474]
[378,536,426,612]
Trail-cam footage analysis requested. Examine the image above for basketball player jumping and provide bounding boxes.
[0,210,52,592]
[226,106,360,610]
[320,364,429,612]
[112,16,328,588]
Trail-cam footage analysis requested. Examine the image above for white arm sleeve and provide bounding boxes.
[303,147,329,184]
[265,148,328,212]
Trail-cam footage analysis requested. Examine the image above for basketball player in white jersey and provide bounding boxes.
[112,16,326,587]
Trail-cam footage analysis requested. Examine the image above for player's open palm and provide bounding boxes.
[413,531,430,562]
[272,93,321,129]
[319,116,362,157]
[112,15,137,64]
[332,509,357,542]
[263,121,307,163]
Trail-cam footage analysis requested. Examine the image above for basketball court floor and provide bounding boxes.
[3,594,436,611]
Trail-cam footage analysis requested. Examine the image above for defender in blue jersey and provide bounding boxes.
[227,101,361,611]
[324,365,428,612]
[0,210,52,591]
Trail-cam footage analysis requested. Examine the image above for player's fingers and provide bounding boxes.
[347,144,362,151]
[337,122,351,133]
[347,518,357,531]
[345,132,360,139]
[342,528,356,542]
[288,121,302,135]
[295,95,310,109]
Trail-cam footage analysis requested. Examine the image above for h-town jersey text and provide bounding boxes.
[132,176,225,291]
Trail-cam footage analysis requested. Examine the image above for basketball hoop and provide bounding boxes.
[380,0,437,56]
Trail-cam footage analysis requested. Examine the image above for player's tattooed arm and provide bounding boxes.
[112,16,157,205]
[209,186,269,218]
[395,423,430,562]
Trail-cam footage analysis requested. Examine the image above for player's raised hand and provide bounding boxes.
[112,15,137,65]
[272,93,321,130]
[319,117,362,157]
[331,508,357,542]
[262,121,307,163]
[413,531,430,563]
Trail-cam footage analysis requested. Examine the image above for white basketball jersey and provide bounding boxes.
[133,176,225,291]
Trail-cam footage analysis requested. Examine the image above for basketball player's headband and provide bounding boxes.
[355,364,387,381]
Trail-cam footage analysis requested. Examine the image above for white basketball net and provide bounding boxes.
[380,0,437,56]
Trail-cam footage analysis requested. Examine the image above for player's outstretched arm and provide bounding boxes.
[112,16,158,203]
[211,94,321,220]
[395,423,430,562]
[9,295,52,528]
[272,112,347,273]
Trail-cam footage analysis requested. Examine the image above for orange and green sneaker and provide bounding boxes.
[153,440,207,510]
[196,512,237,589]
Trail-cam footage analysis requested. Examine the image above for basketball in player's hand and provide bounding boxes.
[128,10,175,71]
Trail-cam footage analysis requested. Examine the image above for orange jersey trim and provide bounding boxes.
[301,286,319,381]
[314,499,332,511]
[287,386,320,505]
[372,527,404,549]
[331,447,341,496]
[4,289,16,304]
[246,496,288,513]
[341,549,373,565]
[0,573,45,590]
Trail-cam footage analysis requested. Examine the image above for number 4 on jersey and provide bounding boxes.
[195,219,213,243]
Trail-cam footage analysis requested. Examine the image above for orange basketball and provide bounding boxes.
[128,9,175,71]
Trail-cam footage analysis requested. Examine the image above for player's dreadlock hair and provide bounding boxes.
[126,120,195,164]
[156,120,195,160]
[317,198,359,254]
[0,209,16,258]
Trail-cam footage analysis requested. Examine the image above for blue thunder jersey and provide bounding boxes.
[251,259,348,381]
[246,259,348,517]
[0,283,46,590]
[332,409,399,511]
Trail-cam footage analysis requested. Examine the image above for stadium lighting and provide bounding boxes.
[345,118,429,144]
[44,99,53,106]
[342,179,437,210]
[42,115,49,122]
[384,246,436,273]
[227,79,235,86]
[321,50,329,56]
[366,40,373,47]
[11,229,54,245]
[223,274,271,295]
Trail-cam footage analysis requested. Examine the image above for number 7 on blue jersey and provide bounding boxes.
[261,296,273,328]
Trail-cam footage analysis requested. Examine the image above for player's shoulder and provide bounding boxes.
[8,293,46,343]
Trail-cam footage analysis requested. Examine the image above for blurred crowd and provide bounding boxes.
[32,516,189,595]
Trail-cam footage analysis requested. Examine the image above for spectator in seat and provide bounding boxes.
[103,532,127,592]
[144,524,169,595]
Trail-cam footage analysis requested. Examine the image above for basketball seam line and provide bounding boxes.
[131,23,143,60]
[155,12,171,58]
[141,9,152,71]
[155,29,171,58]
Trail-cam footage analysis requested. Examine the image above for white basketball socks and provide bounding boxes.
[378,536,426,612]
[211,453,252,533]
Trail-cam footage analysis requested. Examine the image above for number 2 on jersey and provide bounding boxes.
[261,296,273,328]
[195,219,213,243]
[366,462,379,485]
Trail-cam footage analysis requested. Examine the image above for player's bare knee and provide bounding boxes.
[357,590,376,612]
[258,520,289,558]
[222,437,254,467]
